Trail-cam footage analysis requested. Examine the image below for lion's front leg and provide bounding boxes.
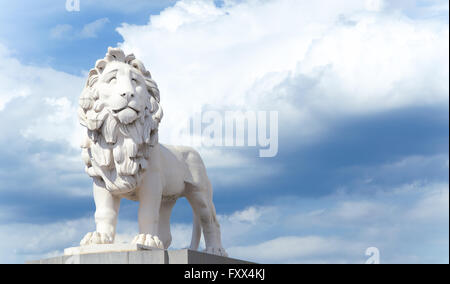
[132,172,164,249]
[81,182,121,245]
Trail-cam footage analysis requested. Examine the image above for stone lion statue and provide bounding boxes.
[77,47,227,256]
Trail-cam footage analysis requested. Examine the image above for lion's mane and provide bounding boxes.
[78,47,163,197]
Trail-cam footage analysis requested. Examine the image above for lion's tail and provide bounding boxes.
[190,212,201,250]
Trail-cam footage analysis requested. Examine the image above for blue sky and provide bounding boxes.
[0,0,448,263]
[0,0,177,73]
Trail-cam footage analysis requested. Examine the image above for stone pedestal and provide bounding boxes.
[26,244,252,264]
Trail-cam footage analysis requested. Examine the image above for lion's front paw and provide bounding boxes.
[132,234,164,249]
[205,247,228,257]
[80,232,114,246]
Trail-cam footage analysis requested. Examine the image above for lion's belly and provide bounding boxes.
[118,144,207,201]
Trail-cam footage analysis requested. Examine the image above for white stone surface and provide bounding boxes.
[77,47,227,257]
[28,249,253,264]
[64,243,156,256]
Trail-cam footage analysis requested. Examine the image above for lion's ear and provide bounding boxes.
[125,54,136,64]
[129,59,150,76]
[95,59,107,74]
[106,47,126,62]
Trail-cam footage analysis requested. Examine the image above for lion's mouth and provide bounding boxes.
[113,106,139,115]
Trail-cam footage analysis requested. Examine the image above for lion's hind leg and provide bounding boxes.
[186,183,228,257]
[179,146,227,256]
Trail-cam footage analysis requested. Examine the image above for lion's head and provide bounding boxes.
[78,47,163,195]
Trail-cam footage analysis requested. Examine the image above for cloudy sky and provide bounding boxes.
[0,0,448,264]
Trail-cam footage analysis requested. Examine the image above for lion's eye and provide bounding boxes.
[132,78,138,84]
[108,77,117,84]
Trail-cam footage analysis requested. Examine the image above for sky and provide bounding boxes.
[0,0,448,264]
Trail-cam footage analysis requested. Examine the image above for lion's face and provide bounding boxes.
[78,47,163,196]
[96,61,149,125]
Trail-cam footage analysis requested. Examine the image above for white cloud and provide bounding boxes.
[332,201,385,221]
[0,41,89,199]
[0,217,141,263]
[117,0,448,152]
[0,179,447,263]
[287,182,449,228]
[0,0,448,264]
[49,18,110,40]
[0,213,198,263]
[228,236,363,264]
[408,186,449,220]
[149,0,225,32]
[227,206,263,224]
[0,45,30,110]
[0,218,92,263]
[21,97,83,149]
[365,0,385,12]
[384,0,449,18]
[4,0,447,185]
[79,18,110,38]
[50,24,74,39]
[218,180,449,263]
[0,43,85,147]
